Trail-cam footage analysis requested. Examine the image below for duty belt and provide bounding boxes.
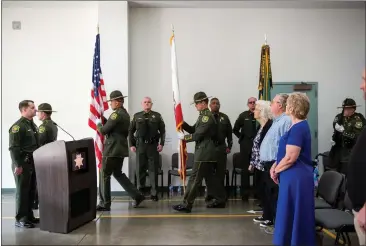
[139,138,158,144]
[214,141,225,146]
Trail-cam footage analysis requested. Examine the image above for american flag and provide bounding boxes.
[88,33,108,169]
[170,30,188,184]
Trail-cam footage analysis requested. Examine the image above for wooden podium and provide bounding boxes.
[33,138,97,234]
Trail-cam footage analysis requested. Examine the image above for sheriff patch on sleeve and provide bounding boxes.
[39,125,46,133]
[110,112,118,120]
[355,121,363,129]
[11,125,20,133]
[202,116,209,123]
[184,134,193,141]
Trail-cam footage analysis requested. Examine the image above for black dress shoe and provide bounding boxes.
[206,201,226,208]
[172,204,192,213]
[96,205,110,211]
[133,195,145,208]
[205,196,213,203]
[29,217,40,224]
[151,195,159,202]
[241,195,249,201]
[15,221,34,228]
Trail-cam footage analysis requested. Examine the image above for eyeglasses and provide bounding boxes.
[248,101,256,104]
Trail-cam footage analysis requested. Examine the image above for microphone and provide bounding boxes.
[53,122,75,141]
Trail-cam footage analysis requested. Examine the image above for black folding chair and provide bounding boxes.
[315,171,345,209]
[315,191,356,245]
[167,153,194,197]
[230,152,255,197]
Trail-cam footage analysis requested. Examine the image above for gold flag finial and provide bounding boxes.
[97,24,99,34]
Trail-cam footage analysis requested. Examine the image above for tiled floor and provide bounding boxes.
[1,194,359,245]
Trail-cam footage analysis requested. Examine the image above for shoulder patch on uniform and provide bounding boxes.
[39,125,46,133]
[355,121,363,129]
[333,116,338,123]
[110,112,118,120]
[202,116,209,123]
[184,134,192,141]
[11,125,20,133]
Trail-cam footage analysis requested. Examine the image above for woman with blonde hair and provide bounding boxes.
[271,92,315,245]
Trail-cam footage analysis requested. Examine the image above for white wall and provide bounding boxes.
[98,1,130,191]
[2,2,365,189]
[129,7,365,185]
[1,1,129,190]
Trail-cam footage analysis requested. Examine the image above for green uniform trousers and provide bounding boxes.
[136,143,159,196]
[98,157,141,208]
[207,151,227,200]
[13,163,36,222]
[183,161,226,206]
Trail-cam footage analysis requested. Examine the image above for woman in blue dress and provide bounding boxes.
[270,92,315,246]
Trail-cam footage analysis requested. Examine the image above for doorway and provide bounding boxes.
[271,82,319,159]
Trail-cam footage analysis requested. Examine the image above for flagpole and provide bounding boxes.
[171,24,186,195]
[173,24,187,194]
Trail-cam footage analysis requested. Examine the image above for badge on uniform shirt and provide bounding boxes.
[39,125,46,133]
[202,116,209,123]
[152,115,155,118]
[11,125,20,133]
[220,117,224,121]
[355,121,363,129]
[110,112,118,120]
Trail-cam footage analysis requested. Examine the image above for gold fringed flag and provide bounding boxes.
[258,44,273,100]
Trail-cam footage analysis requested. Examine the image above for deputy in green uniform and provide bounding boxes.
[32,103,58,209]
[329,98,366,173]
[207,97,233,204]
[96,91,145,211]
[129,97,166,201]
[9,100,40,228]
[37,103,58,146]
[233,97,258,200]
[172,92,226,213]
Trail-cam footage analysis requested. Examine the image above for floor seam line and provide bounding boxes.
[76,234,87,245]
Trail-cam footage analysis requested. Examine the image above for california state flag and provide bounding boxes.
[170,30,188,183]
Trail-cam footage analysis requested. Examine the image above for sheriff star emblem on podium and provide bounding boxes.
[74,154,84,169]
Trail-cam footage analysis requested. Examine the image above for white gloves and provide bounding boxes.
[177,132,185,140]
[331,140,335,146]
[95,118,101,125]
[335,123,344,133]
